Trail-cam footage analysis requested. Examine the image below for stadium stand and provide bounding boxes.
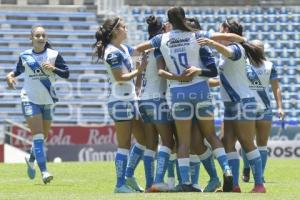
[0,0,299,125]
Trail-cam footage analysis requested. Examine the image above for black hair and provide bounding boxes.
[93,17,121,60]
[146,15,164,39]
[167,7,195,32]
[186,17,202,30]
[222,18,265,66]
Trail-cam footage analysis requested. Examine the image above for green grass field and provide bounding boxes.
[0,159,300,200]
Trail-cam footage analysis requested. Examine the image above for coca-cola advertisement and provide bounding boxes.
[10,125,117,151]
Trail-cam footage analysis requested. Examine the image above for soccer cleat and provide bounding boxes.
[114,184,137,193]
[148,182,170,192]
[242,167,250,182]
[167,177,176,190]
[125,177,144,192]
[250,184,266,193]
[232,185,242,193]
[42,171,53,184]
[222,168,233,192]
[192,184,202,192]
[204,177,221,192]
[25,157,36,180]
[173,184,202,192]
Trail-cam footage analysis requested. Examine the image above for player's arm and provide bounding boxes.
[198,39,241,60]
[6,57,24,89]
[208,78,220,87]
[51,54,70,79]
[270,66,284,119]
[133,34,162,55]
[210,32,246,43]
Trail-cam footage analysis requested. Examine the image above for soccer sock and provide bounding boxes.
[143,149,155,189]
[29,143,35,163]
[125,143,145,178]
[213,148,231,173]
[115,148,129,188]
[167,153,176,178]
[227,151,240,186]
[32,134,47,173]
[154,146,171,184]
[199,148,218,180]
[246,149,263,185]
[190,154,200,185]
[258,146,268,175]
[241,148,250,169]
[175,158,182,184]
[177,158,190,184]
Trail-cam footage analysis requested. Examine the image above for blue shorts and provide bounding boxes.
[256,108,273,121]
[224,97,257,121]
[138,98,173,124]
[21,101,53,120]
[107,100,139,122]
[170,81,214,120]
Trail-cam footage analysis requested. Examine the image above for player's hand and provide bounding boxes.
[278,108,285,120]
[137,53,148,73]
[183,66,201,77]
[197,38,215,46]
[42,62,55,72]
[6,74,16,89]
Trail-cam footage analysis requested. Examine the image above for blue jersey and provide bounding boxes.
[150,30,216,88]
[14,48,68,104]
[104,44,137,102]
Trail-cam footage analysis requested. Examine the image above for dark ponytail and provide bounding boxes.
[146,15,164,39]
[93,17,121,60]
[222,18,265,66]
[186,17,202,30]
[167,7,195,32]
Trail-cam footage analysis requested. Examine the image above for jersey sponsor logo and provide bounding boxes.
[166,37,191,48]
[246,65,264,90]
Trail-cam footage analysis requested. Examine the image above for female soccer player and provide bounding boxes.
[241,40,284,183]
[93,17,147,193]
[197,18,267,193]
[6,26,69,184]
[138,15,175,192]
[134,7,248,192]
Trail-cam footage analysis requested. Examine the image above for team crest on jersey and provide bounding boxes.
[245,64,264,90]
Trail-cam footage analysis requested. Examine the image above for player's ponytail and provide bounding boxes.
[93,17,121,60]
[222,18,265,66]
[167,7,195,32]
[146,15,164,39]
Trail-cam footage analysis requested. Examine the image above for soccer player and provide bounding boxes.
[197,18,267,193]
[137,15,175,192]
[6,26,69,184]
[241,40,284,183]
[135,7,240,192]
[93,17,147,193]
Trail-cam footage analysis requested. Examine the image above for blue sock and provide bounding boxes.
[227,151,240,186]
[125,143,145,178]
[168,154,176,178]
[199,148,218,180]
[143,149,155,189]
[175,158,182,184]
[178,158,190,184]
[190,155,200,185]
[258,146,268,175]
[154,146,171,184]
[115,148,129,188]
[33,134,47,173]
[241,148,250,169]
[29,144,35,163]
[213,148,230,173]
[246,149,263,185]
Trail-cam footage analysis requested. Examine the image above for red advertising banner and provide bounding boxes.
[11,125,117,150]
[0,144,3,162]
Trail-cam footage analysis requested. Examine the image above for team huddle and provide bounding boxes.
[6,6,283,194]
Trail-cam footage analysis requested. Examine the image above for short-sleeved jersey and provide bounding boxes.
[218,43,256,102]
[140,49,167,100]
[150,30,214,88]
[14,48,67,104]
[104,44,137,102]
[247,60,278,110]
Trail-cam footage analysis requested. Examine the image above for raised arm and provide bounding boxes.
[210,32,246,43]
